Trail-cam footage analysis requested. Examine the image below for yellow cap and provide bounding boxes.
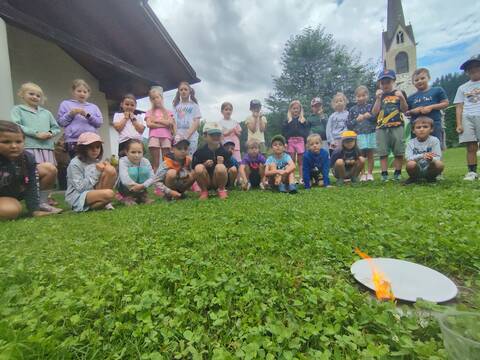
[341,130,357,140]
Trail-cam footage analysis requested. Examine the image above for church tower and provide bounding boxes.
[382,0,417,95]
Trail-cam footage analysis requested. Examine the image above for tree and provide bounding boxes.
[265,26,377,140]
[432,72,468,102]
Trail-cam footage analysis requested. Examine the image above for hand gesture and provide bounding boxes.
[216,156,224,164]
[376,89,384,99]
[394,90,404,99]
[70,108,82,117]
[204,159,214,168]
[36,132,52,140]
[96,162,106,171]
[356,114,364,122]
[423,152,434,161]
[456,125,464,134]
[131,183,145,192]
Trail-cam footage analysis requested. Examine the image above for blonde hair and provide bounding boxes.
[71,79,91,92]
[173,81,198,107]
[354,86,369,97]
[331,92,348,109]
[306,133,322,148]
[246,138,260,149]
[287,100,305,123]
[17,82,45,104]
[148,86,170,122]
[412,68,431,81]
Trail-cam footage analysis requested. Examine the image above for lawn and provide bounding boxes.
[0,148,479,359]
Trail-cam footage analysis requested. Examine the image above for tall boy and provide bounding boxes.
[454,54,480,180]
[192,122,232,199]
[407,68,449,147]
[404,116,444,184]
[372,69,408,181]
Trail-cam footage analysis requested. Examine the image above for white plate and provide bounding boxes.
[351,258,458,303]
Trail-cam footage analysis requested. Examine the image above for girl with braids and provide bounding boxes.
[0,121,61,220]
[173,81,201,155]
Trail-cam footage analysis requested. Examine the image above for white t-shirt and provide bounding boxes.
[174,101,201,139]
[219,118,238,131]
[454,80,480,116]
[113,112,145,143]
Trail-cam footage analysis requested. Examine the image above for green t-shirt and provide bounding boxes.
[307,114,328,140]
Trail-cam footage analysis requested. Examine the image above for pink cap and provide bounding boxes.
[77,132,103,145]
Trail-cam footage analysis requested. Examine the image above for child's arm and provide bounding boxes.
[265,162,279,177]
[394,90,408,113]
[326,115,333,144]
[68,161,101,192]
[456,103,464,134]
[184,117,200,139]
[57,101,75,127]
[431,139,442,162]
[246,117,257,132]
[132,114,146,134]
[146,115,160,129]
[86,105,103,128]
[421,99,450,114]
[259,116,267,132]
[234,123,242,136]
[48,112,61,137]
[284,159,296,175]
[372,90,383,116]
[346,110,356,130]
[321,150,331,187]
[405,141,421,161]
[113,113,129,132]
[302,154,312,189]
[10,107,37,138]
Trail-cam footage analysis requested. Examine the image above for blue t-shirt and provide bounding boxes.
[266,153,292,170]
[407,87,448,124]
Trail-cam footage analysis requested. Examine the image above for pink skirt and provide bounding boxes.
[25,149,57,166]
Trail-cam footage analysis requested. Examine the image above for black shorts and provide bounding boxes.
[249,169,261,187]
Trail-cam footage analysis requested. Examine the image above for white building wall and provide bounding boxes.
[0,18,14,120]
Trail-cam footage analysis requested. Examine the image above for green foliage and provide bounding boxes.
[432,72,469,103]
[265,26,377,137]
[0,148,479,359]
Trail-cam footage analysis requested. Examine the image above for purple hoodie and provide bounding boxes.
[57,99,103,143]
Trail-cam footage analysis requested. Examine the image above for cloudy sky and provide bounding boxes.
[141,0,480,123]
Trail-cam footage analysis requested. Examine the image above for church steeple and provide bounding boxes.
[382,0,417,95]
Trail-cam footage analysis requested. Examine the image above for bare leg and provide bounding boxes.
[380,156,388,172]
[227,166,237,188]
[466,142,478,167]
[86,189,115,209]
[352,157,366,178]
[393,155,403,171]
[96,164,117,189]
[297,153,303,181]
[427,160,444,179]
[239,164,249,188]
[194,164,211,191]
[367,150,374,175]
[37,162,57,190]
[161,147,170,163]
[0,197,23,220]
[150,147,160,173]
[406,161,419,178]
[212,164,228,189]
[334,159,346,179]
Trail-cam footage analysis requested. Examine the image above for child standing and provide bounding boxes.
[245,100,267,154]
[302,134,330,189]
[308,97,328,149]
[330,131,365,186]
[192,122,233,200]
[65,132,116,212]
[239,139,266,191]
[407,68,449,147]
[404,116,444,184]
[282,100,310,183]
[454,54,480,181]
[10,83,63,211]
[219,102,242,161]
[347,86,376,181]
[113,94,145,157]
[146,86,175,172]
[0,121,61,219]
[223,141,239,189]
[372,70,408,181]
[117,139,156,205]
[156,137,195,200]
[173,81,201,155]
[265,135,297,193]
[326,92,349,152]
[57,79,103,159]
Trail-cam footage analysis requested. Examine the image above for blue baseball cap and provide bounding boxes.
[377,69,396,81]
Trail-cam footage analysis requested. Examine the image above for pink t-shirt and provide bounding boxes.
[146,108,173,139]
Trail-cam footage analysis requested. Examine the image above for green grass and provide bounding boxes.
[0,148,479,359]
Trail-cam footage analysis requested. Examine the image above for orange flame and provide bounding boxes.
[355,248,395,301]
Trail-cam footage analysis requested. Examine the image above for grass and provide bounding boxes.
[0,147,479,359]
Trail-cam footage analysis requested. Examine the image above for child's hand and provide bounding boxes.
[346,160,355,166]
[423,152,435,161]
[36,132,52,140]
[96,163,106,171]
[70,108,82,117]
[456,125,464,134]
[356,114,364,122]
[420,106,432,114]
[407,108,421,116]
[375,89,384,99]
[204,159,214,168]
[170,190,182,199]
[277,169,285,176]
[131,183,145,192]
[216,156,224,164]
[394,90,404,99]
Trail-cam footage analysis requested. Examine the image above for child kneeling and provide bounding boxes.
[156,137,195,200]
[330,131,365,186]
[239,139,266,190]
[192,122,233,200]
[302,134,330,189]
[265,135,297,193]
[66,132,116,211]
[117,139,156,205]
[405,116,444,184]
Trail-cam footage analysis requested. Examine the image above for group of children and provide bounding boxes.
[1,54,480,220]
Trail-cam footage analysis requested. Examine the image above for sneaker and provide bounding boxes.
[199,190,209,200]
[217,188,228,199]
[288,183,298,194]
[360,174,368,182]
[402,177,417,186]
[336,178,345,186]
[191,182,201,193]
[154,187,165,197]
[259,182,266,190]
[38,203,63,214]
[367,174,374,181]
[381,174,389,182]
[139,193,155,204]
[463,172,479,181]
[426,176,438,183]
[393,173,401,181]
[351,176,359,184]
[104,203,115,210]
[278,183,287,193]
[47,196,59,206]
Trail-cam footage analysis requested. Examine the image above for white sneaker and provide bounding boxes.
[360,174,368,182]
[38,203,63,214]
[463,172,479,181]
[367,174,374,181]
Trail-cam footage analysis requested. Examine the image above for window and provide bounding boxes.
[395,52,409,74]
[396,31,404,44]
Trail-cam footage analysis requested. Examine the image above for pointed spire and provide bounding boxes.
[387,0,406,37]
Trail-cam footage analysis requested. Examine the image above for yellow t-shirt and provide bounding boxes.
[245,115,267,143]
